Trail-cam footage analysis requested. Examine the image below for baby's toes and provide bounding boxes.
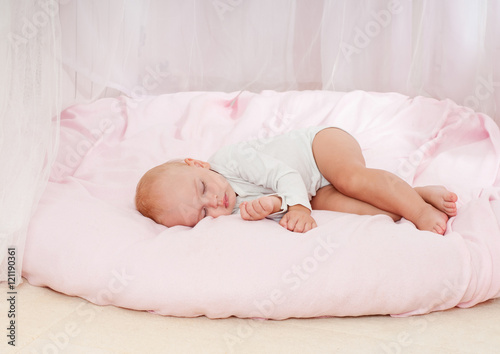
[443,201,457,216]
[436,213,449,234]
[445,191,458,203]
[433,223,445,235]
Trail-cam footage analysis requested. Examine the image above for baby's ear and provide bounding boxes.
[184,158,210,169]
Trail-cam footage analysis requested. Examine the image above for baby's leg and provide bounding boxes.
[311,185,401,221]
[312,128,449,234]
[312,184,457,221]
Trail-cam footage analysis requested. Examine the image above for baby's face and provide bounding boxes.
[155,160,237,227]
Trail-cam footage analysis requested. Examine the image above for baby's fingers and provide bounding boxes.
[250,199,266,217]
[294,221,315,233]
[302,220,317,233]
[280,214,298,232]
[239,202,252,220]
[240,201,266,220]
[258,197,274,214]
[279,214,289,229]
[279,214,317,233]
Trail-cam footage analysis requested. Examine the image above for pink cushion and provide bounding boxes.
[24,90,500,318]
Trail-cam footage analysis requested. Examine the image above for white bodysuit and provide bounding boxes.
[208,126,331,217]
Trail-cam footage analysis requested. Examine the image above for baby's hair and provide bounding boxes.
[135,159,187,224]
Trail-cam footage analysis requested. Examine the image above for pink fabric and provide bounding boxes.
[23,90,500,319]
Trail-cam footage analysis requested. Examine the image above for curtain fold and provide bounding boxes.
[0,0,61,283]
[59,0,500,124]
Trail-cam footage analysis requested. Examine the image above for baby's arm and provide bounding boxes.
[240,197,317,233]
[239,195,282,221]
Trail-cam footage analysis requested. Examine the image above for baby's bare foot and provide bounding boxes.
[413,204,449,235]
[414,185,458,217]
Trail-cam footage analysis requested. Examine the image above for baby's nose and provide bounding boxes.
[207,195,222,208]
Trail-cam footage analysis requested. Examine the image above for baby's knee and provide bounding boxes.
[333,170,365,196]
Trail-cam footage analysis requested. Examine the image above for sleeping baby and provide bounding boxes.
[135,127,458,234]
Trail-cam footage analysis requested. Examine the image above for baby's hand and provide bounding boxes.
[240,196,281,221]
[279,204,317,233]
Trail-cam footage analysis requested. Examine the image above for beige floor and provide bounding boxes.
[1,280,499,354]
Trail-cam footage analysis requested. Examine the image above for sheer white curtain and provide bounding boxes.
[1,0,499,282]
[60,0,499,123]
[0,0,61,283]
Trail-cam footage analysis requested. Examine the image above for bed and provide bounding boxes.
[23,89,500,319]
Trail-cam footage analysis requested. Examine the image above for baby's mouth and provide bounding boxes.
[223,193,229,208]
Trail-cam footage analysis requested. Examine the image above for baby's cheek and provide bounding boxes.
[215,207,234,218]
